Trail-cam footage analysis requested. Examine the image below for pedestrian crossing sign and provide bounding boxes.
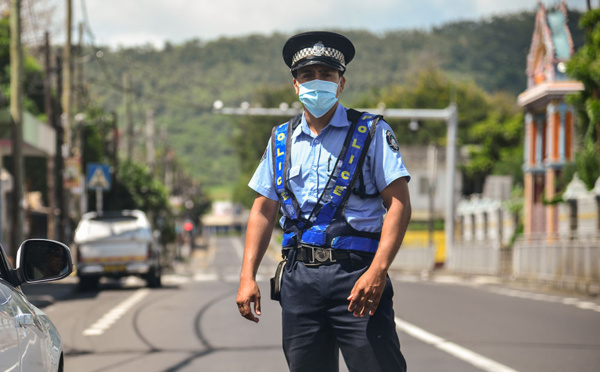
[87,163,111,190]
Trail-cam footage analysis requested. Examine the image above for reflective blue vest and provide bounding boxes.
[272,109,382,254]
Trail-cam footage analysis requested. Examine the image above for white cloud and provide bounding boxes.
[60,0,591,49]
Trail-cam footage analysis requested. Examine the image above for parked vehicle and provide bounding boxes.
[0,239,73,372]
[73,210,162,290]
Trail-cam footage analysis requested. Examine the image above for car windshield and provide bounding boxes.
[75,214,151,241]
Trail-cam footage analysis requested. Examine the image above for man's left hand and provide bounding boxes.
[347,268,386,317]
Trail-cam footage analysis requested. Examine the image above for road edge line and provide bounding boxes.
[395,317,520,372]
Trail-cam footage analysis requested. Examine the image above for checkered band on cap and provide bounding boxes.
[291,42,346,68]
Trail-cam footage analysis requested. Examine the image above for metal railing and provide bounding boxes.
[512,234,600,291]
[447,240,502,275]
[390,247,436,272]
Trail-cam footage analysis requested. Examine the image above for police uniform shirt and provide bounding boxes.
[248,104,411,233]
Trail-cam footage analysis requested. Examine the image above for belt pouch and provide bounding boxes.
[270,259,287,301]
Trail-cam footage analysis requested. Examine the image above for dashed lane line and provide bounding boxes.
[231,237,244,261]
[83,289,150,336]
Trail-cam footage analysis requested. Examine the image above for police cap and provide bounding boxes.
[282,31,355,74]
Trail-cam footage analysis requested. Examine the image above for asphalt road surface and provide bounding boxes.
[26,236,600,371]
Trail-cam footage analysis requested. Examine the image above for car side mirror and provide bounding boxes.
[16,239,73,283]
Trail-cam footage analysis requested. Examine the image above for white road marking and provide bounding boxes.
[161,274,192,284]
[231,238,244,260]
[83,289,150,336]
[394,274,600,314]
[487,287,600,313]
[395,317,520,372]
[193,272,219,282]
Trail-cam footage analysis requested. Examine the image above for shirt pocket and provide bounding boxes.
[288,164,304,190]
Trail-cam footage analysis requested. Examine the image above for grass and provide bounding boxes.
[206,185,234,201]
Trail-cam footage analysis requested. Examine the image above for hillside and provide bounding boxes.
[79,10,585,191]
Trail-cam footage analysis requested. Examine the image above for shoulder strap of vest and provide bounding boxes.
[305,110,361,223]
[271,113,302,220]
[352,167,381,199]
[290,113,302,129]
[345,109,381,199]
[336,112,381,212]
[346,108,362,123]
[308,110,381,227]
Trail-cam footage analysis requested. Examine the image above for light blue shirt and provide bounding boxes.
[248,104,410,232]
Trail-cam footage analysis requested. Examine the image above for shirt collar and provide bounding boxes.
[292,104,349,140]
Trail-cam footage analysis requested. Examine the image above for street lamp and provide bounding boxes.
[215,102,459,264]
[409,118,419,132]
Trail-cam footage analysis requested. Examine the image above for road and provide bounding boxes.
[28,236,600,372]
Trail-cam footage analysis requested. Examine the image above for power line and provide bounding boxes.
[85,56,213,111]
[73,0,212,111]
[75,22,212,110]
[79,0,94,42]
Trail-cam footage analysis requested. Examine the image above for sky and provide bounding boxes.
[59,0,589,49]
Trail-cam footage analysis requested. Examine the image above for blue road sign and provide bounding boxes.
[87,163,111,190]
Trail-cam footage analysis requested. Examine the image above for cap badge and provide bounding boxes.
[312,42,325,56]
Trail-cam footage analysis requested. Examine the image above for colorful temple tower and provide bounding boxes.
[517,1,584,236]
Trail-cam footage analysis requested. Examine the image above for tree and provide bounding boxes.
[463,95,524,193]
[89,159,176,243]
[0,15,45,116]
[567,7,600,189]
[359,66,522,195]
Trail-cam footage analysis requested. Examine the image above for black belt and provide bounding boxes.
[283,245,351,265]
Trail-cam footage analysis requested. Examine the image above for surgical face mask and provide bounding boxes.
[298,79,339,118]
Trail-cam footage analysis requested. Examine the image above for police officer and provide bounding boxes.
[237,31,411,372]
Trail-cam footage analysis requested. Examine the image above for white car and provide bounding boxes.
[74,210,162,290]
[0,239,73,372]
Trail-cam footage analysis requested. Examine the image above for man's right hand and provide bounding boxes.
[236,278,262,323]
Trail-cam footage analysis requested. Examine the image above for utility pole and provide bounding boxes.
[74,21,84,157]
[145,108,155,173]
[109,111,119,209]
[160,126,172,191]
[44,31,56,240]
[75,22,84,117]
[55,53,66,243]
[62,0,73,153]
[10,0,24,258]
[76,21,86,216]
[123,72,134,160]
[59,0,74,244]
[427,143,438,249]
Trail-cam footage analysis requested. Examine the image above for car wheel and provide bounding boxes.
[78,276,99,292]
[145,266,162,288]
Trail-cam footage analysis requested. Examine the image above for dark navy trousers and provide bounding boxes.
[279,252,407,372]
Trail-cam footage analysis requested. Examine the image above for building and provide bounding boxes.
[0,109,57,245]
[517,1,584,236]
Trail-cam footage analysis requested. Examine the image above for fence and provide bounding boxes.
[512,234,600,292]
[448,240,502,275]
[390,247,436,272]
[450,195,516,275]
